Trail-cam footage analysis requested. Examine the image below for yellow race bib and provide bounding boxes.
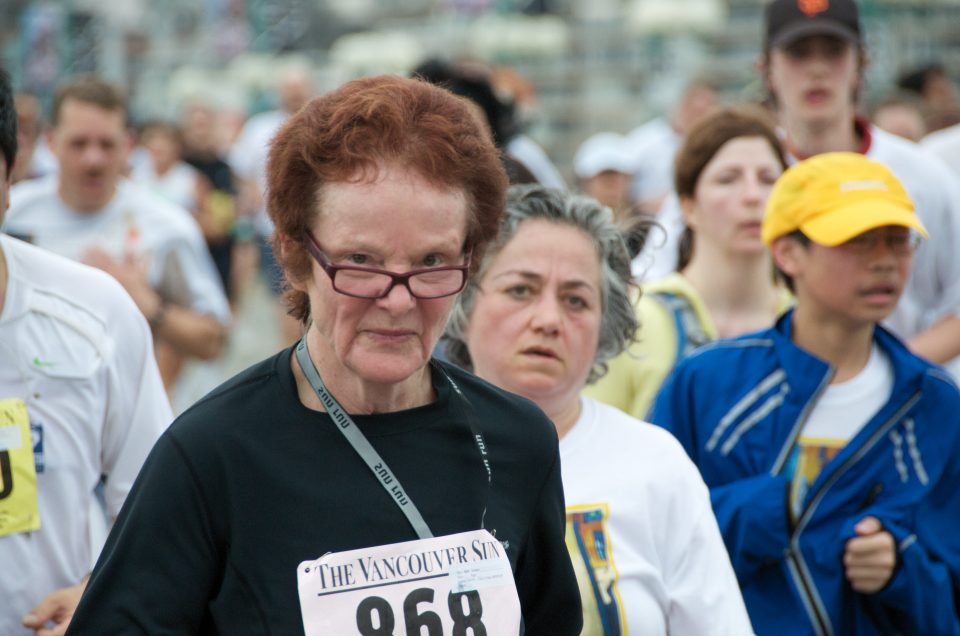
[0,399,41,536]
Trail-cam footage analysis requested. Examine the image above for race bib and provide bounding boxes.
[298,529,521,635]
[0,399,41,536]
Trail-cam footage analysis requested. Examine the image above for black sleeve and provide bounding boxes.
[514,446,582,635]
[67,433,222,634]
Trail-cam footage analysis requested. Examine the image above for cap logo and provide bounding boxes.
[840,180,887,192]
[798,0,829,17]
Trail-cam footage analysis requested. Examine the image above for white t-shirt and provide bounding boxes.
[922,122,960,178]
[789,344,893,520]
[4,177,230,324]
[560,397,754,636]
[0,235,172,635]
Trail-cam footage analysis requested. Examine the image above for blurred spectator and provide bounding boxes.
[229,66,311,243]
[228,65,312,343]
[573,132,637,221]
[871,92,927,142]
[181,100,240,301]
[11,93,57,183]
[897,63,960,133]
[626,78,721,214]
[133,121,205,213]
[133,119,237,301]
[4,75,230,389]
[491,65,540,126]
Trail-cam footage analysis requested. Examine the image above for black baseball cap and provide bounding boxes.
[765,0,861,50]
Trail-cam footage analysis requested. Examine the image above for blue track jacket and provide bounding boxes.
[650,310,960,636]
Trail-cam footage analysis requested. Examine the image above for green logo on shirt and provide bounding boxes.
[32,357,57,368]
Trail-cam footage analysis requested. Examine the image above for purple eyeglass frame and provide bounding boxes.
[303,232,471,299]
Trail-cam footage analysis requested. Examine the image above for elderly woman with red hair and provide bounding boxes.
[68,75,581,635]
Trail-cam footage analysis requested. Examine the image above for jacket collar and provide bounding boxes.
[771,309,931,395]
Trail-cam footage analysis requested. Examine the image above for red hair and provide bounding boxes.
[267,74,507,322]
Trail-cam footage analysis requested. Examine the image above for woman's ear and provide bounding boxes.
[278,233,307,292]
[678,195,698,230]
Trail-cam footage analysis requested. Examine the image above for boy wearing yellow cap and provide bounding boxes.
[651,152,960,635]
[760,0,960,378]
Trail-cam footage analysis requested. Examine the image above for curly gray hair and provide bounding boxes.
[444,184,640,384]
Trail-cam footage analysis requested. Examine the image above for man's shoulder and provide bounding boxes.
[9,175,57,201]
[115,181,208,248]
[2,236,148,367]
[922,122,960,150]
[869,128,956,189]
[6,177,60,225]
[3,234,133,310]
[117,181,197,227]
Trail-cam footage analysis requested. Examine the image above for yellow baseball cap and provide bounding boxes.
[762,152,927,247]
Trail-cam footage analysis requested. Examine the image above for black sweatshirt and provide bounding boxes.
[68,347,581,635]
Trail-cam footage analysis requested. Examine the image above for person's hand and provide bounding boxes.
[21,579,88,635]
[82,247,161,319]
[844,516,897,594]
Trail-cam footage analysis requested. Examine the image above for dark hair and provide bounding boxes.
[897,63,948,96]
[0,68,16,176]
[412,58,518,147]
[52,75,128,127]
[445,185,640,384]
[673,106,788,271]
[267,74,508,323]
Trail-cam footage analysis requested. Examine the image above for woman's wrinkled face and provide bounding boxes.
[296,165,469,390]
[465,219,603,411]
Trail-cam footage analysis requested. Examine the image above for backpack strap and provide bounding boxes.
[649,291,712,362]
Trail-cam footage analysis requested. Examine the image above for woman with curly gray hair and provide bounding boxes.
[446,184,754,636]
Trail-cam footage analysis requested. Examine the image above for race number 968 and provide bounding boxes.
[356,588,486,636]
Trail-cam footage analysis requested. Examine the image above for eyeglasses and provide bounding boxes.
[841,229,922,257]
[304,233,470,299]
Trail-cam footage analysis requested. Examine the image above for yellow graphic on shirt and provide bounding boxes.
[566,504,627,636]
[790,436,846,522]
[0,399,41,536]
